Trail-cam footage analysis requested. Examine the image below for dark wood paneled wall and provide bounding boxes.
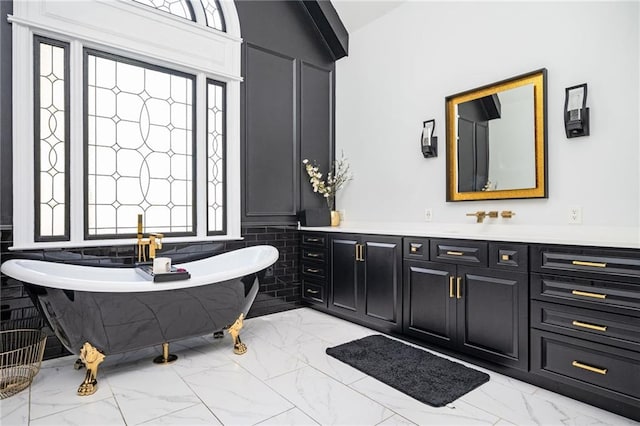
[237,0,336,225]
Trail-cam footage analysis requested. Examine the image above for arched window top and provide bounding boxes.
[132,0,194,21]
[131,0,226,32]
[200,0,226,32]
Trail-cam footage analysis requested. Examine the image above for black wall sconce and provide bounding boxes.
[421,119,437,158]
[564,83,589,138]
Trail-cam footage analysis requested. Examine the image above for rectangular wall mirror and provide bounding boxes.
[446,69,547,201]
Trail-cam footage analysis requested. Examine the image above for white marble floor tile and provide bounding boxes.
[182,361,293,425]
[169,338,235,378]
[282,337,367,385]
[29,361,113,420]
[244,315,318,348]
[266,365,394,426]
[108,363,200,425]
[460,379,575,425]
[139,403,223,425]
[376,414,418,426]
[0,388,30,425]
[532,387,640,426]
[256,407,320,425]
[297,316,375,345]
[493,419,518,426]
[29,398,125,425]
[350,375,498,425]
[229,333,306,381]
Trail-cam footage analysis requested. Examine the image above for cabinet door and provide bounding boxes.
[362,236,402,332]
[403,260,457,347]
[457,266,528,370]
[329,235,359,315]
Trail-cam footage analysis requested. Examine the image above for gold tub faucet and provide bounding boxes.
[137,214,164,262]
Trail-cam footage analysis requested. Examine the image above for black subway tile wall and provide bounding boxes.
[0,226,302,360]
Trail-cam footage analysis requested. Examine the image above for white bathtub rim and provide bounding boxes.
[0,245,279,293]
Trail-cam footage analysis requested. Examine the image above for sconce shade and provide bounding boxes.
[564,83,589,138]
[421,119,437,158]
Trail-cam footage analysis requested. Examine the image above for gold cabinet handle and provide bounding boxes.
[357,244,365,262]
[449,276,455,298]
[572,290,607,299]
[572,320,607,332]
[572,360,607,375]
[572,260,607,268]
[447,251,464,256]
[306,252,320,258]
[306,268,321,273]
[306,238,320,242]
[456,277,462,299]
[306,288,319,294]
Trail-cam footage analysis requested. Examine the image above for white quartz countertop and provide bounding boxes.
[300,222,640,249]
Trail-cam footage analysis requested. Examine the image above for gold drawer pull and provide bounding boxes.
[447,251,464,256]
[572,360,607,375]
[306,289,319,294]
[306,238,321,242]
[572,260,607,268]
[456,277,462,299]
[449,276,455,298]
[306,252,320,258]
[572,320,607,332]
[306,268,321,273]
[572,290,607,299]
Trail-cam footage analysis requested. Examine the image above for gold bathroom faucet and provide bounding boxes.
[136,214,164,262]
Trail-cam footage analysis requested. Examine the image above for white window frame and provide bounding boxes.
[9,0,242,250]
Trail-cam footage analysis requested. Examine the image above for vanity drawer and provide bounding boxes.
[489,243,528,272]
[532,245,640,283]
[531,329,640,400]
[403,237,429,261]
[430,239,487,266]
[302,280,325,304]
[301,233,327,248]
[532,301,640,351]
[531,274,640,317]
[302,262,326,280]
[302,247,327,263]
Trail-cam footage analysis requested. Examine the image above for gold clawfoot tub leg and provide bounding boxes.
[227,313,247,355]
[77,342,105,396]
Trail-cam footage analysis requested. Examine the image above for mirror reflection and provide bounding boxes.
[446,69,547,201]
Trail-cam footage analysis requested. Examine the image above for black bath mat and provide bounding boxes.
[326,334,489,407]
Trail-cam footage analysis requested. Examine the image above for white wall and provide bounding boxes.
[335,1,639,229]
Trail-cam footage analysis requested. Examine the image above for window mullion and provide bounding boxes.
[69,40,85,244]
[196,72,207,238]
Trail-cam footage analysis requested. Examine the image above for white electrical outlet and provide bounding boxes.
[424,208,433,222]
[568,206,582,224]
[338,210,346,222]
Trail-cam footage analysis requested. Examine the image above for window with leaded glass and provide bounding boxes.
[207,79,226,234]
[34,37,69,241]
[201,0,226,31]
[131,0,194,21]
[85,51,196,237]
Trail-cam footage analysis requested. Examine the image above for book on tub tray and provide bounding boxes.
[135,265,191,283]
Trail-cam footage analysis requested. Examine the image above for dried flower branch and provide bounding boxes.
[302,152,352,209]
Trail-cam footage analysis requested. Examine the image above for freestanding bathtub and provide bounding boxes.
[0,245,279,395]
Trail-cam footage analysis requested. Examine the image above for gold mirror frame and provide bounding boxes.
[446,69,547,201]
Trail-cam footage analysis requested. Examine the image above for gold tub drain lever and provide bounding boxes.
[153,342,178,364]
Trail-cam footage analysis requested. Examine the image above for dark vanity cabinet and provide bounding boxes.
[403,239,528,370]
[300,232,329,306]
[301,231,640,421]
[530,245,640,419]
[328,234,402,333]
